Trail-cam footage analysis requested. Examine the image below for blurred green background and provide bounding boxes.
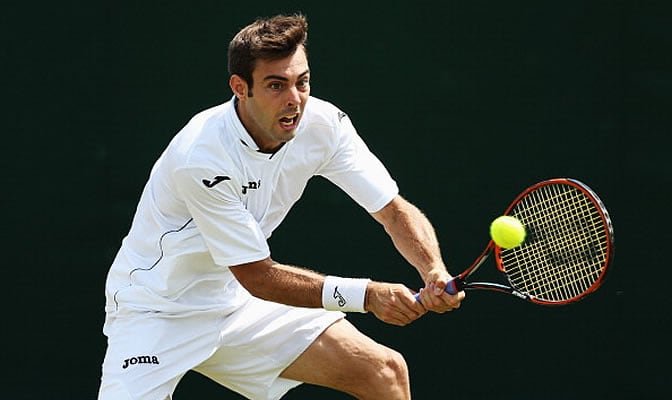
[4,0,670,398]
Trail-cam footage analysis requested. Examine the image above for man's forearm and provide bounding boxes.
[230,259,325,307]
[372,196,447,282]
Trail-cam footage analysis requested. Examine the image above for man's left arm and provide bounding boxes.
[371,195,465,312]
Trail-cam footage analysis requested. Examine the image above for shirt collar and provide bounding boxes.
[227,96,288,160]
[229,96,260,151]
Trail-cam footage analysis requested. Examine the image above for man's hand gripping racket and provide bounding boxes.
[417,178,614,306]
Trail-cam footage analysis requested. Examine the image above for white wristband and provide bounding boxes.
[321,276,370,313]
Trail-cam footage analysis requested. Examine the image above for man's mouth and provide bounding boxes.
[279,113,299,129]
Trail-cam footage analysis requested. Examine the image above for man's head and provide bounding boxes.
[228,14,308,95]
[228,15,311,153]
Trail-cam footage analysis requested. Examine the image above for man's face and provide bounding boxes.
[234,46,310,153]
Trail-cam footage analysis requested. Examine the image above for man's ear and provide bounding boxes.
[229,75,248,100]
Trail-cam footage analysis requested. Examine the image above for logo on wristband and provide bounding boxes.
[333,286,347,307]
[322,276,368,313]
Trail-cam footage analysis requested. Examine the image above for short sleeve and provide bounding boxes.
[318,115,399,213]
[174,166,270,266]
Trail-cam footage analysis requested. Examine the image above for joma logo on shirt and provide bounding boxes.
[202,175,231,188]
[242,180,261,194]
[203,175,261,195]
[122,355,160,369]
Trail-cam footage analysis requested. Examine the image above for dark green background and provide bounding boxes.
[5,1,670,399]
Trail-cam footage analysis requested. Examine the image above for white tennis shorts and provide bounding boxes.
[98,297,344,400]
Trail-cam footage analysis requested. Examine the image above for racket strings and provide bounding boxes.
[517,190,606,300]
[519,192,606,300]
[500,184,609,302]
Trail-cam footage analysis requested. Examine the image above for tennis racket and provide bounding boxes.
[416,178,614,305]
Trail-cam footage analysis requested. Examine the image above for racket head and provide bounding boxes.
[494,178,614,305]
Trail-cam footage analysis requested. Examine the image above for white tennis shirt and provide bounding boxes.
[105,96,399,314]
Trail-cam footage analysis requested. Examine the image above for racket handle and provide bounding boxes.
[413,278,462,303]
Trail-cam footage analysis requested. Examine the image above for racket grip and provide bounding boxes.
[413,278,461,303]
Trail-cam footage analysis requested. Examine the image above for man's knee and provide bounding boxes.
[352,347,410,399]
[376,348,410,389]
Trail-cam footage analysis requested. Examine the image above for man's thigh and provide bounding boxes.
[280,318,400,393]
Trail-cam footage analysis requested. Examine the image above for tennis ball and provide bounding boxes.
[490,216,526,249]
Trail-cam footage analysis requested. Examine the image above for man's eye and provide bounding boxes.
[269,82,283,90]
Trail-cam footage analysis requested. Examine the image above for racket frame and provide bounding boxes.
[445,178,614,305]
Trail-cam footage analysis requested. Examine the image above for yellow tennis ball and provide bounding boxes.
[490,216,526,249]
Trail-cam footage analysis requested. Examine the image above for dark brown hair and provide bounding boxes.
[228,14,308,91]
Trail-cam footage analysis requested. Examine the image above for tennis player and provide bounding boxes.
[98,14,464,400]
